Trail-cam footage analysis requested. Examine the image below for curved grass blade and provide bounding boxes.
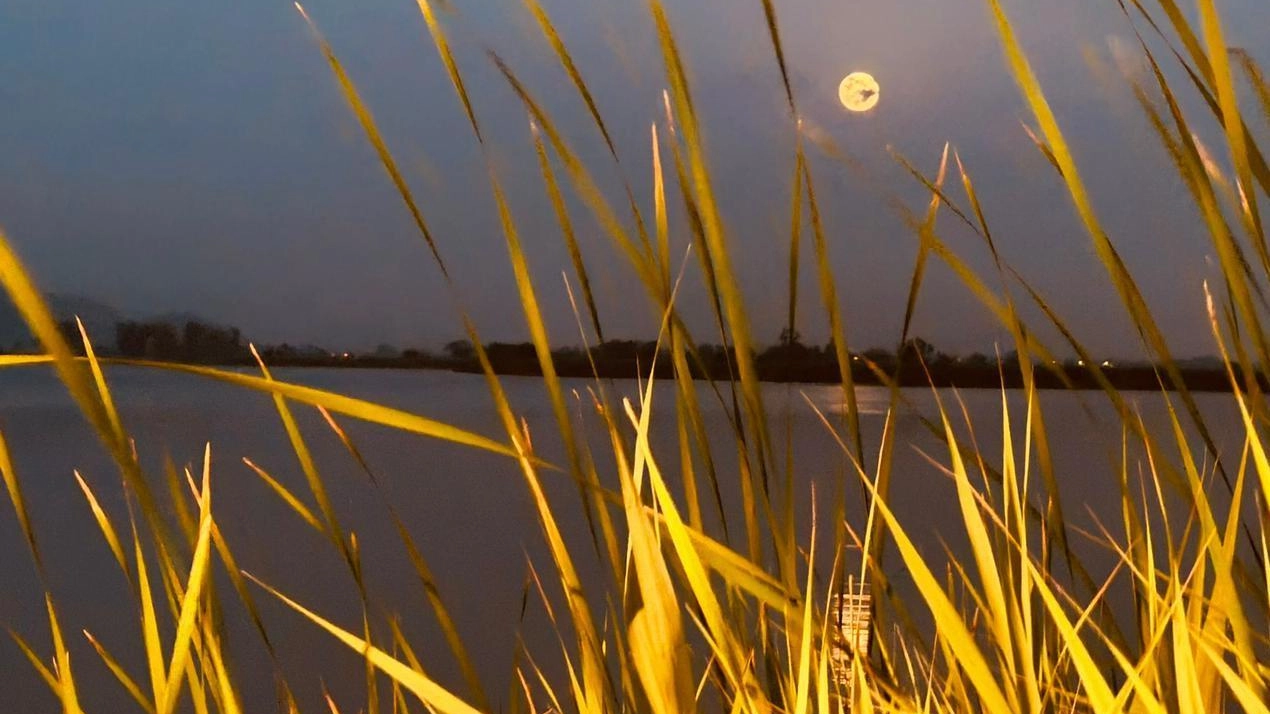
[0,429,42,571]
[73,470,129,579]
[1232,48,1270,130]
[294,2,452,277]
[758,0,795,112]
[82,357,523,460]
[247,573,483,714]
[242,457,324,534]
[84,630,157,714]
[531,121,604,343]
[521,0,618,159]
[7,628,58,693]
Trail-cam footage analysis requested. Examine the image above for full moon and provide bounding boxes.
[838,72,880,112]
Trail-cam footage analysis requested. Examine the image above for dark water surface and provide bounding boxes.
[0,367,1249,711]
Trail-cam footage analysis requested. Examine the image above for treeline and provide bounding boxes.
[438,335,1249,392]
[39,319,1249,391]
[52,319,253,364]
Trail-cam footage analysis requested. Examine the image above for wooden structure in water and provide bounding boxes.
[829,575,872,708]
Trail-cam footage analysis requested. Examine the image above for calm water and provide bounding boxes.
[0,367,1249,711]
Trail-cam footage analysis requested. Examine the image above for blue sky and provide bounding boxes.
[1,0,1268,357]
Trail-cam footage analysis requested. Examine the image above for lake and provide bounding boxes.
[0,367,1250,711]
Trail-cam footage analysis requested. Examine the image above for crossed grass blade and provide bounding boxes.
[318,406,491,711]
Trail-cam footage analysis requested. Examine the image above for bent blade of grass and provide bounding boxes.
[73,470,129,580]
[409,0,483,140]
[296,0,553,504]
[1134,35,1270,392]
[8,627,59,694]
[758,0,795,112]
[532,121,604,343]
[104,357,522,459]
[0,428,43,571]
[84,630,157,714]
[76,317,125,441]
[294,3,452,276]
[0,230,106,438]
[242,457,324,534]
[1232,48,1270,130]
[521,0,619,159]
[248,574,483,714]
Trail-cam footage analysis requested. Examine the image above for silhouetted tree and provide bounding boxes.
[899,337,938,366]
[116,321,181,360]
[486,342,539,375]
[862,348,896,373]
[182,321,247,363]
[962,352,994,370]
[444,340,475,362]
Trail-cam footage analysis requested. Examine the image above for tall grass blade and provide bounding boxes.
[157,451,215,714]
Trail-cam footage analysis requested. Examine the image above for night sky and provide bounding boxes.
[2,0,1268,358]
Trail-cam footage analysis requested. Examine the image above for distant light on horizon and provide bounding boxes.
[838,72,879,112]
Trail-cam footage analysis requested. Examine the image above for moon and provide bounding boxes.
[838,72,880,112]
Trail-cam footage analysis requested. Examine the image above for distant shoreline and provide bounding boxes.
[32,319,1244,393]
[113,354,1249,394]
